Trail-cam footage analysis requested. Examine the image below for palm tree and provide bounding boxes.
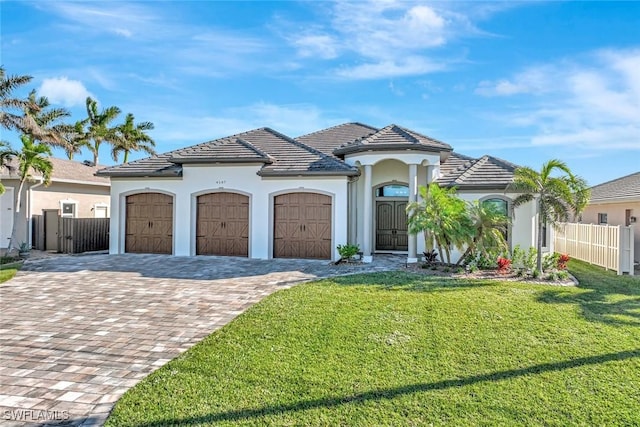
[23,90,69,148]
[509,159,590,273]
[60,120,90,160]
[456,201,511,266]
[84,96,121,165]
[0,67,41,136]
[1,135,52,251]
[112,113,156,163]
[0,141,15,195]
[407,183,471,264]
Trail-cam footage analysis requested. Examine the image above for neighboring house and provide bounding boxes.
[0,157,111,251]
[97,123,545,262]
[581,172,640,263]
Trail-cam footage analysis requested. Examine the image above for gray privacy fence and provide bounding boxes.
[554,222,634,275]
[32,215,109,254]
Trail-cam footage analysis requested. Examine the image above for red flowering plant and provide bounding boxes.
[497,256,512,274]
[557,254,570,270]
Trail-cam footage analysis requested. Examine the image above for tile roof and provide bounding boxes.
[437,154,518,189]
[333,124,453,156]
[1,157,110,185]
[589,172,640,202]
[97,127,359,178]
[295,122,379,157]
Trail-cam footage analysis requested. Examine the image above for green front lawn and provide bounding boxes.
[107,261,640,426]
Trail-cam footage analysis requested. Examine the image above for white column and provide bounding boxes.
[362,164,373,263]
[407,163,418,263]
[348,179,357,244]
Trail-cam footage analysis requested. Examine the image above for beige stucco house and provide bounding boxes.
[582,172,640,263]
[0,157,110,251]
[97,123,546,263]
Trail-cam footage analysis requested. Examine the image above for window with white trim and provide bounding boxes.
[60,200,78,218]
[94,203,108,218]
[598,213,608,225]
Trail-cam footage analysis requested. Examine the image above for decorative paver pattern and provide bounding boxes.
[0,254,402,426]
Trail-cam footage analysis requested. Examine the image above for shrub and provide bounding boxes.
[545,271,559,281]
[524,247,538,273]
[337,244,360,260]
[422,250,439,266]
[558,254,570,270]
[511,245,525,270]
[532,268,541,279]
[543,253,560,272]
[497,257,512,274]
[557,270,569,280]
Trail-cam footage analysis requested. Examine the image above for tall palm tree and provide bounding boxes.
[509,159,590,273]
[456,201,511,266]
[407,183,471,264]
[23,89,69,148]
[60,120,90,160]
[112,113,156,163]
[84,96,121,165]
[0,67,41,136]
[1,135,53,251]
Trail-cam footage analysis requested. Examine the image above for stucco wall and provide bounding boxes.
[0,180,111,249]
[32,182,110,218]
[109,164,350,260]
[582,201,639,262]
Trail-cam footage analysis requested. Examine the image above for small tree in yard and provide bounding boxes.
[456,201,510,266]
[1,135,52,252]
[407,183,471,264]
[509,159,589,273]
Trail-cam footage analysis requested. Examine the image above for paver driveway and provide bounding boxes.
[0,254,400,426]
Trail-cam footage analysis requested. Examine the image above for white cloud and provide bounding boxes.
[477,48,640,151]
[285,1,486,79]
[38,77,92,107]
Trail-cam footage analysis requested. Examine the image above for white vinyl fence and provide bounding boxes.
[554,222,634,275]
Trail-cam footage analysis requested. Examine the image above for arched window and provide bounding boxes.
[376,184,409,197]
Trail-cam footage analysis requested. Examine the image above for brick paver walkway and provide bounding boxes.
[0,254,401,426]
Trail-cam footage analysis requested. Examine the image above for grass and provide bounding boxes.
[0,258,21,283]
[106,260,640,426]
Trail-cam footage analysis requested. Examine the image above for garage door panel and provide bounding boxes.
[126,193,173,254]
[274,192,332,260]
[196,192,249,256]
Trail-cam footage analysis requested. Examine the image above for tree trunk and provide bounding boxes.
[7,178,26,252]
[123,150,129,164]
[93,140,101,165]
[537,202,544,273]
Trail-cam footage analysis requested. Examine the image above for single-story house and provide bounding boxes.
[97,123,547,262]
[0,157,111,251]
[581,171,639,263]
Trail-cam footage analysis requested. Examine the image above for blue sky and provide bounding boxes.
[2,1,639,186]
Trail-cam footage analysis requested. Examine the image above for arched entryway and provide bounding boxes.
[375,183,409,251]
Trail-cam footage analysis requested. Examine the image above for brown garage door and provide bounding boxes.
[274,192,331,259]
[125,193,173,254]
[197,192,249,256]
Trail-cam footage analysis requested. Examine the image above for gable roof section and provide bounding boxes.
[169,136,272,164]
[333,124,453,156]
[295,122,379,157]
[2,157,110,185]
[437,154,517,189]
[589,171,640,203]
[97,127,359,178]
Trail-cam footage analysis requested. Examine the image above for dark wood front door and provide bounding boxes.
[274,193,332,259]
[376,201,408,251]
[197,192,249,256]
[125,193,173,254]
